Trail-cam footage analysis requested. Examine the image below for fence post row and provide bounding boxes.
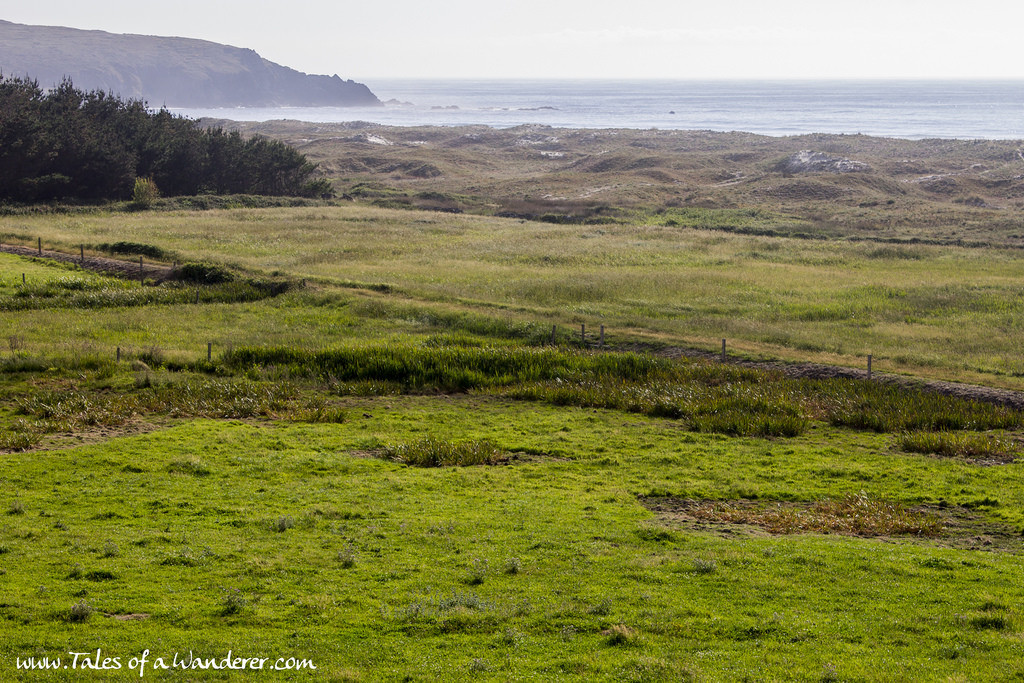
[548,323,611,347]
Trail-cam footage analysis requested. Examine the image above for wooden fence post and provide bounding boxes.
[116,346,121,362]
[37,237,41,255]
[868,354,873,380]
[80,245,84,263]
[207,342,212,362]
[721,339,727,362]
[551,325,556,345]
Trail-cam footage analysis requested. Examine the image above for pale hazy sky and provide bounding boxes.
[3,0,1023,80]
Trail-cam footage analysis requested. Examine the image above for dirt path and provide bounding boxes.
[0,242,173,281]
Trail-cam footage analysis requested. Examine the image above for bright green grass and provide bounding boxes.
[4,206,1024,386]
[3,399,1024,681]
[5,204,1024,680]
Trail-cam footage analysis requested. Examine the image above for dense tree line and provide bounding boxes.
[0,75,332,203]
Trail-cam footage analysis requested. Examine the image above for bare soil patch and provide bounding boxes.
[642,496,1023,552]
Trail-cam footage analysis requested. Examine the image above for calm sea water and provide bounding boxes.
[172,79,1024,140]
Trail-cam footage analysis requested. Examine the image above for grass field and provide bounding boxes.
[4,205,1024,386]
[4,135,1024,679]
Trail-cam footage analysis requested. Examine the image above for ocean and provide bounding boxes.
[171,79,1024,140]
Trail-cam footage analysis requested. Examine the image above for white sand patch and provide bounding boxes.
[362,134,393,146]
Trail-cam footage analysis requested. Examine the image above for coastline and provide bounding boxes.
[171,79,1024,140]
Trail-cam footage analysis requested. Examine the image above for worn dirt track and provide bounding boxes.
[0,242,173,281]
[5,242,1024,411]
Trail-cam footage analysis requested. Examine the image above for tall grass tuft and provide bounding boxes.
[223,344,670,392]
[381,438,509,467]
[809,379,1024,433]
[899,431,1021,461]
[505,371,807,437]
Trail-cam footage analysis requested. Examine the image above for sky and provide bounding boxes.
[3,0,1024,81]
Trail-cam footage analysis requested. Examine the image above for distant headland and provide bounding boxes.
[0,19,380,108]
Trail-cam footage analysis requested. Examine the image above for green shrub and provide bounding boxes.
[98,241,167,259]
[130,177,160,209]
[174,262,235,284]
[68,600,94,622]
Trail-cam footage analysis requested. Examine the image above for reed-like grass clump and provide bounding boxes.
[15,379,295,431]
[381,438,509,467]
[808,379,1024,432]
[898,431,1021,461]
[223,344,670,392]
[223,344,1024,439]
[506,376,807,437]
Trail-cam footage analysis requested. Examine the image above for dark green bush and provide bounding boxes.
[173,263,235,284]
[98,241,167,259]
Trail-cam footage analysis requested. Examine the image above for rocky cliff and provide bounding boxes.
[0,20,380,108]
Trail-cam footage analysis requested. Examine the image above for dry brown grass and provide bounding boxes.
[216,120,1024,247]
[660,492,943,537]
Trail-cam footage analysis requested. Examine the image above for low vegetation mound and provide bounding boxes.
[97,241,168,259]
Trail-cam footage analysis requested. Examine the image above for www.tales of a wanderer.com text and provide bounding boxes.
[15,649,317,676]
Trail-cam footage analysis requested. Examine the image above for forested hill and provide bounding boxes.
[0,20,380,108]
